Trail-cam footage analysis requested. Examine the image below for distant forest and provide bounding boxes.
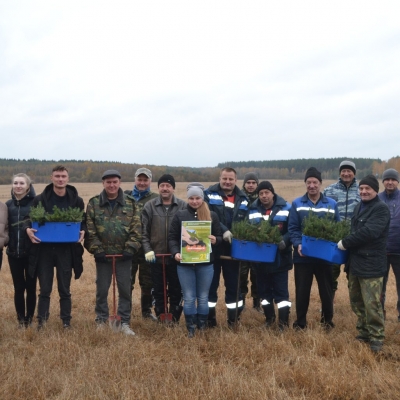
[0,157,399,185]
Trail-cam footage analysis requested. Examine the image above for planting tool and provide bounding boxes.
[156,254,173,323]
[106,254,123,331]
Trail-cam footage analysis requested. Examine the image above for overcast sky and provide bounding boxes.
[1,1,399,168]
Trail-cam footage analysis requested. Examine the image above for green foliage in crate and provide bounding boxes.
[302,211,350,243]
[232,220,282,245]
[30,202,83,223]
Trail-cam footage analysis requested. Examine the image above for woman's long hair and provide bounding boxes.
[196,201,211,221]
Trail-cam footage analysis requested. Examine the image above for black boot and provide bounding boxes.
[253,298,263,313]
[262,303,276,327]
[141,294,157,321]
[197,314,208,331]
[227,308,242,328]
[185,314,197,338]
[170,305,183,323]
[278,306,290,331]
[207,307,217,328]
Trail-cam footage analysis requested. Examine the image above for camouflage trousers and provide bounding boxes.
[348,274,385,341]
[240,262,258,298]
[131,261,153,296]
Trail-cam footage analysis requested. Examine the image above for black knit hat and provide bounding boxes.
[304,167,322,183]
[257,181,275,195]
[158,174,175,188]
[243,172,259,185]
[359,174,379,193]
[382,168,399,183]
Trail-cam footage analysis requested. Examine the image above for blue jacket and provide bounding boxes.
[288,193,340,264]
[323,178,360,221]
[378,189,400,254]
[248,195,293,272]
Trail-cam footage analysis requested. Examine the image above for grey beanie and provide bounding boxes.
[187,182,204,199]
[243,172,259,185]
[339,160,356,175]
[382,168,399,182]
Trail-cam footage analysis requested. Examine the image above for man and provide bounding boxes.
[125,167,158,321]
[26,165,85,330]
[85,169,141,336]
[338,175,390,352]
[204,167,249,327]
[240,172,261,312]
[288,167,339,330]
[247,181,292,330]
[141,174,186,322]
[324,160,360,297]
[378,168,400,321]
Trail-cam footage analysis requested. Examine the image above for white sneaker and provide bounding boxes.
[121,323,136,336]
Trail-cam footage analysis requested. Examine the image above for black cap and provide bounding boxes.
[304,167,322,183]
[102,169,121,180]
[359,174,379,193]
[158,174,175,189]
[257,181,275,195]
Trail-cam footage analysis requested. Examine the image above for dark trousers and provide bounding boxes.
[8,255,37,322]
[151,262,182,315]
[36,244,73,322]
[254,264,289,304]
[381,255,400,315]
[132,261,153,295]
[209,258,243,309]
[240,262,258,298]
[294,262,333,327]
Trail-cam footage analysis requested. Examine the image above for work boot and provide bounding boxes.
[185,314,197,338]
[278,306,290,331]
[253,298,263,313]
[370,341,383,353]
[141,294,157,321]
[227,308,241,327]
[262,303,276,328]
[207,307,217,328]
[170,305,183,323]
[197,314,208,331]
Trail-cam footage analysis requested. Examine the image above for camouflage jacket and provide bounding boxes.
[85,188,141,256]
[124,188,158,212]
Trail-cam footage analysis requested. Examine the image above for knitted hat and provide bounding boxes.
[359,175,379,193]
[304,167,322,183]
[382,168,399,183]
[158,174,175,188]
[187,182,204,199]
[135,167,152,179]
[243,172,259,185]
[257,181,275,195]
[339,160,356,175]
[102,169,121,180]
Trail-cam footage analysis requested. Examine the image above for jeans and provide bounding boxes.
[95,258,132,324]
[177,264,214,315]
[381,254,400,315]
[8,255,37,322]
[37,244,73,322]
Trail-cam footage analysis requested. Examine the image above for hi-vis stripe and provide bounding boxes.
[208,301,217,308]
[277,301,291,308]
[226,300,244,309]
[224,200,235,208]
[261,299,271,305]
[208,194,223,201]
[296,207,335,214]
[249,212,269,220]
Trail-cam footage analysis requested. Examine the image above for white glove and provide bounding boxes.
[223,230,233,243]
[337,240,346,251]
[145,251,156,263]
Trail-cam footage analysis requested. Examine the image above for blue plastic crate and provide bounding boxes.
[301,235,348,264]
[32,222,81,243]
[231,238,278,263]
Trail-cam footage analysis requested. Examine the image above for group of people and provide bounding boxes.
[0,161,399,353]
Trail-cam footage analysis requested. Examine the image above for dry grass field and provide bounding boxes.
[1,180,400,400]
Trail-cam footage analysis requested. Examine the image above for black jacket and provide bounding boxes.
[27,183,85,279]
[168,205,223,265]
[6,185,36,258]
[342,196,390,278]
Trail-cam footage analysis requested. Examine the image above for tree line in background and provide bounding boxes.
[0,157,399,185]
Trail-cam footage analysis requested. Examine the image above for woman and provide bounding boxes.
[169,183,222,338]
[6,173,37,327]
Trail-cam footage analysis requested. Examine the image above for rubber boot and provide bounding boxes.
[170,304,183,323]
[185,314,197,338]
[141,294,157,321]
[262,303,276,328]
[253,297,263,313]
[197,314,208,331]
[227,308,242,328]
[278,306,290,331]
[207,307,217,328]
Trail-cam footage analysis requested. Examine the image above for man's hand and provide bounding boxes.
[223,230,233,243]
[94,252,107,263]
[26,228,40,244]
[337,240,346,251]
[145,251,156,263]
[78,230,85,243]
[298,244,304,257]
